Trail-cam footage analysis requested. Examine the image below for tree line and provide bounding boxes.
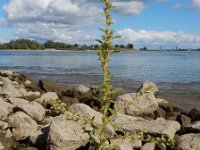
[0,39,134,50]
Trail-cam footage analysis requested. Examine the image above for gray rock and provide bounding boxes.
[47,120,88,150]
[0,70,14,76]
[0,82,22,97]
[5,129,13,138]
[176,133,200,150]
[35,92,58,107]
[0,141,5,150]
[70,103,114,134]
[0,120,9,130]
[8,97,29,105]
[176,114,191,126]
[113,113,180,139]
[141,143,156,150]
[111,138,142,150]
[17,101,45,122]
[137,81,158,95]
[115,93,159,117]
[0,100,13,119]
[7,112,38,140]
[23,91,41,100]
[76,85,90,94]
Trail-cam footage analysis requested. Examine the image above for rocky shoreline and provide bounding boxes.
[0,69,200,150]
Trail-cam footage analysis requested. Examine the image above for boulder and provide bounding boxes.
[115,93,159,117]
[35,92,58,107]
[70,104,114,134]
[137,81,158,95]
[61,96,79,106]
[0,70,14,76]
[187,108,200,122]
[0,100,13,119]
[141,143,156,150]
[113,113,180,139]
[7,112,38,141]
[176,114,191,126]
[0,121,9,130]
[8,97,29,106]
[76,85,90,94]
[0,82,22,98]
[0,141,4,150]
[111,138,142,150]
[47,120,88,150]
[176,133,200,150]
[22,91,41,101]
[16,101,45,122]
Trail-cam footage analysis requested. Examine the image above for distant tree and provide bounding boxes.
[127,43,134,49]
[140,46,148,51]
[120,44,125,48]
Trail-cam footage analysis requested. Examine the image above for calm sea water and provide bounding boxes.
[0,50,200,110]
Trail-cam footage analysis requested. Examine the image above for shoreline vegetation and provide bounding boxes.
[1,39,200,51]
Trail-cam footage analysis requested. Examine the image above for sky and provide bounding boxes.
[0,0,200,49]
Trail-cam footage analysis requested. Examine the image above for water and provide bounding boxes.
[0,50,200,110]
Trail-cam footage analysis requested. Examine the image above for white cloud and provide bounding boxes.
[172,4,181,10]
[190,0,200,9]
[112,1,145,15]
[117,28,200,48]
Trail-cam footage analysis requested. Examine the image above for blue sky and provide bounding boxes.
[0,0,200,49]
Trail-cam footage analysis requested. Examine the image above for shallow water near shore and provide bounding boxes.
[0,50,200,110]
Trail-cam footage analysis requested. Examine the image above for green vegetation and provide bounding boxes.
[0,39,134,51]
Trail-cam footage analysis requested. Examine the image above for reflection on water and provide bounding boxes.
[0,50,200,110]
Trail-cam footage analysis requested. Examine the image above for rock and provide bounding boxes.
[111,138,142,150]
[7,112,38,141]
[47,120,88,150]
[155,107,166,119]
[0,100,13,119]
[141,143,156,150]
[0,82,22,97]
[25,82,42,93]
[187,108,200,122]
[35,92,58,107]
[0,70,14,76]
[70,104,114,134]
[39,79,72,98]
[8,97,29,105]
[0,141,5,150]
[115,93,159,117]
[113,113,180,139]
[176,133,200,150]
[61,96,79,106]
[137,81,158,95]
[76,85,90,94]
[16,101,45,122]
[176,114,191,126]
[0,121,9,130]
[24,80,31,85]
[19,147,38,150]
[23,91,41,101]
[5,129,13,138]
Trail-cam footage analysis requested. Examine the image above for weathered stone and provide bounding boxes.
[23,91,41,101]
[113,113,180,139]
[0,121,9,130]
[61,96,79,106]
[35,92,58,107]
[0,82,22,97]
[0,100,13,119]
[17,101,45,122]
[47,120,88,150]
[155,107,166,119]
[111,138,142,150]
[8,97,29,105]
[115,93,159,117]
[76,85,90,94]
[70,104,114,134]
[19,147,38,150]
[176,133,200,150]
[5,129,13,138]
[137,81,158,95]
[141,143,156,150]
[0,70,14,76]
[176,114,191,126]
[7,112,38,141]
[24,80,31,85]
[187,108,200,122]
[0,141,5,150]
